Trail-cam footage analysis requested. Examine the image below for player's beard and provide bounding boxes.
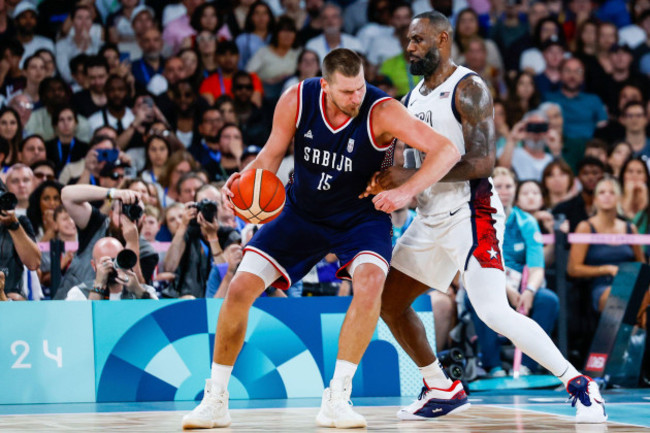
[332,95,360,118]
[410,49,440,77]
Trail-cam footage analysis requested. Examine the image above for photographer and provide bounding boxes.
[163,183,241,298]
[497,109,561,181]
[66,237,158,300]
[55,184,158,299]
[0,180,41,300]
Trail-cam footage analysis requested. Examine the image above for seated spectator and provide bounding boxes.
[25,77,92,142]
[216,95,238,125]
[55,5,102,84]
[306,3,363,65]
[608,141,634,178]
[594,84,643,145]
[534,38,565,97]
[21,55,47,109]
[620,156,650,221]
[193,31,219,81]
[620,3,650,49]
[157,150,200,207]
[199,41,265,107]
[505,71,541,128]
[163,0,205,56]
[140,205,161,243]
[498,110,559,181]
[141,135,172,188]
[568,176,645,312]
[13,3,54,66]
[601,44,650,115]
[132,27,165,88]
[5,163,34,216]
[68,54,89,94]
[553,157,606,232]
[26,180,62,242]
[541,159,575,209]
[168,79,210,149]
[544,58,608,163]
[365,1,411,67]
[163,184,241,298]
[0,40,26,99]
[584,138,610,166]
[176,172,205,204]
[182,3,232,53]
[35,49,57,78]
[8,94,33,134]
[283,49,321,93]
[246,15,300,101]
[493,100,510,155]
[71,56,109,118]
[45,106,89,175]
[88,75,134,135]
[621,101,650,159]
[38,205,78,290]
[463,36,505,99]
[519,18,565,75]
[452,8,503,77]
[0,177,41,300]
[65,237,158,300]
[631,10,650,75]
[216,124,245,176]
[470,167,559,376]
[236,1,275,70]
[583,22,618,101]
[232,72,271,146]
[106,0,143,60]
[17,134,46,167]
[31,160,57,188]
[0,107,23,167]
[55,184,158,299]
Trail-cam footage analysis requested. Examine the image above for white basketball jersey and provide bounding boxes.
[405,65,476,216]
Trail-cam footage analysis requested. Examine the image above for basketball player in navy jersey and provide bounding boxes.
[364,11,607,423]
[182,48,461,430]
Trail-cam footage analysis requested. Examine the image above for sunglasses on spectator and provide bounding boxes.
[106,172,124,181]
[234,84,253,90]
[34,172,55,181]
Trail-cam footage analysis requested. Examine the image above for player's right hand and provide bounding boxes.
[222,172,242,211]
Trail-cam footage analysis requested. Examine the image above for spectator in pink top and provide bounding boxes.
[163,0,206,56]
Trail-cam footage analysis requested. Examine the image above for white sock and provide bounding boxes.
[420,360,453,389]
[332,359,358,382]
[557,363,582,387]
[211,362,233,392]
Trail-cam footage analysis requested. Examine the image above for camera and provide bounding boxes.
[0,191,17,211]
[526,122,549,134]
[107,249,137,285]
[97,149,120,163]
[122,201,144,222]
[194,199,218,222]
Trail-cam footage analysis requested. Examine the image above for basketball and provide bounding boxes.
[229,168,285,224]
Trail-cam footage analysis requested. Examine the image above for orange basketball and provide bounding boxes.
[229,169,286,224]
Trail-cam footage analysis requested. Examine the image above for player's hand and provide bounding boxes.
[372,187,413,213]
[222,172,242,211]
[518,290,535,316]
[360,167,416,198]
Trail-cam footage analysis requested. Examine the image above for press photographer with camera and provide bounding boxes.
[65,237,158,300]
[0,179,42,300]
[163,183,241,298]
[497,109,562,181]
[54,184,158,299]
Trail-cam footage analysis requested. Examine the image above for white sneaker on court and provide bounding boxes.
[182,379,232,429]
[315,376,367,428]
[567,375,607,423]
[397,380,470,420]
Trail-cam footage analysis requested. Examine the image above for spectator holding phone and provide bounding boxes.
[59,135,129,186]
[45,105,89,175]
[55,183,159,299]
[498,109,560,181]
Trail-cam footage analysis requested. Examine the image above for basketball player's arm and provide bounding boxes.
[442,75,496,182]
[222,85,298,207]
[370,99,460,213]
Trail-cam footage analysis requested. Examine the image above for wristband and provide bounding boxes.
[106,188,116,200]
[525,285,538,294]
[91,285,108,299]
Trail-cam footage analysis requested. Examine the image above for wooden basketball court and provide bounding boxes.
[1,390,649,433]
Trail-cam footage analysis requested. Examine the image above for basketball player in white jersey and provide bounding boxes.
[364,11,607,423]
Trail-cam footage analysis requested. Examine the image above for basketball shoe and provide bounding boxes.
[315,376,367,428]
[567,375,607,423]
[182,379,231,429]
[397,380,470,420]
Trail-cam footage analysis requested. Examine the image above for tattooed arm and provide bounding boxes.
[441,74,495,182]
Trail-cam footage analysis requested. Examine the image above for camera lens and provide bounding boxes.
[115,249,137,270]
[0,191,17,211]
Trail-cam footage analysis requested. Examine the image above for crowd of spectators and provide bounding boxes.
[0,0,649,379]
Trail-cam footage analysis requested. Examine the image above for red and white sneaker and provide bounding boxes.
[567,375,607,423]
[397,380,470,420]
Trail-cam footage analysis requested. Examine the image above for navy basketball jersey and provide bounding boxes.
[289,77,394,227]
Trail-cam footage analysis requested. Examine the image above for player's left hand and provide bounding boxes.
[518,290,535,316]
[372,187,413,213]
[360,167,416,199]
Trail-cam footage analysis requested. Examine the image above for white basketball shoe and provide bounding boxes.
[397,380,470,420]
[315,376,367,428]
[567,375,607,423]
[182,379,232,429]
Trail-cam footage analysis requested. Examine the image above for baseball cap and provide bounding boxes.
[131,5,155,25]
[241,145,262,161]
[609,43,633,54]
[99,159,131,177]
[12,2,38,19]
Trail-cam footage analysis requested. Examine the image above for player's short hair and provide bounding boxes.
[413,10,452,35]
[322,48,363,83]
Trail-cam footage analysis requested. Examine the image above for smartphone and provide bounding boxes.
[526,122,549,133]
[96,149,120,163]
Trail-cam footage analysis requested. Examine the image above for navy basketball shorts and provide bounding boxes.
[242,205,392,290]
